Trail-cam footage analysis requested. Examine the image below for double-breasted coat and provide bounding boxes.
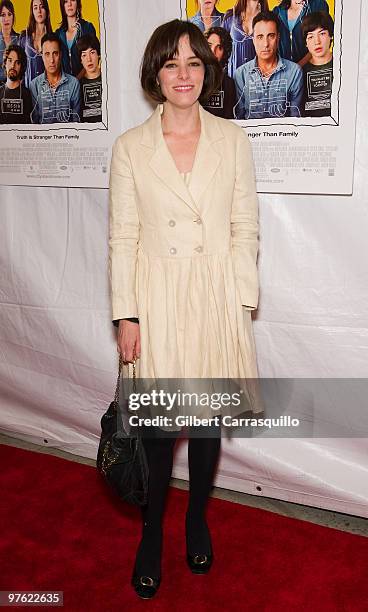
[109,104,262,415]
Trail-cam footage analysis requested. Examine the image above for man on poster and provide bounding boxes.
[0,44,32,124]
[204,26,236,119]
[301,11,334,117]
[77,34,102,123]
[233,11,303,120]
[30,33,81,124]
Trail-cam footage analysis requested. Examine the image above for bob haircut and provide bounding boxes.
[59,0,82,30]
[301,11,334,43]
[140,19,222,105]
[3,44,27,78]
[0,0,16,31]
[26,0,52,37]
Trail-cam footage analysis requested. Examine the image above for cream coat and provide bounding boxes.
[109,104,261,414]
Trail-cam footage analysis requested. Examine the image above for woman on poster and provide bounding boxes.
[222,0,269,78]
[273,0,330,65]
[55,0,96,78]
[18,0,53,88]
[109,18,261,599]
[189,0,224,33]
[0,0,18,83]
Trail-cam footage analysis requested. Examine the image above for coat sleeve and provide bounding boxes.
[231,128,259,310]
[109,135,140,320]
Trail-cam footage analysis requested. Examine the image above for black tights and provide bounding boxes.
[134,427,221,577]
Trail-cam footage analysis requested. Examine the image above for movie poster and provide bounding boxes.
[183,0,361,195]
[0,0,118,188]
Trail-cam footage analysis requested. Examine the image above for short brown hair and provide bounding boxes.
[301,11,334,44]
[140,19,222,104]
[253,11,280,33]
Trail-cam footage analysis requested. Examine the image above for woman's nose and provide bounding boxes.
[178,66,189,79]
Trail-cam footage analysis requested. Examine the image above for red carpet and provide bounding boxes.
[0,444,367,611]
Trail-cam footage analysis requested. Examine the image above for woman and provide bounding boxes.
[55,0,96,78]
[0,0,18,83]
[189,0,224,33]
[109,19,261,599]
[273,0,330,65]
[222,0,269,78]
[18,0,52,88]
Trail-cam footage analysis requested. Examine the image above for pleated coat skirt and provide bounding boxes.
[109,104,262,420]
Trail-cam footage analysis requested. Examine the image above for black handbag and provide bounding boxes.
[96,356,149,506]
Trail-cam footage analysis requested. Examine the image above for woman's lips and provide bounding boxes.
[173,85,194,92]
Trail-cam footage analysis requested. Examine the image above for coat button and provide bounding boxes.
[169,219,176,227]
[169,247,177,255]
[193,217,202,224]
[195,246,203,253]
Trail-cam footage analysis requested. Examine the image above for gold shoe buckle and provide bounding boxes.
[140,576,154,587]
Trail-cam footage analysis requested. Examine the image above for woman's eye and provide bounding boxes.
[189,61,201,67]
[165,63,177,69]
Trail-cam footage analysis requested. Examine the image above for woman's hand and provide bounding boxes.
[117,320,141,363]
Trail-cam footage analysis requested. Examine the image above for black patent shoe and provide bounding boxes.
[185,513,213,574]
[131,571,161,599]
[186,550,213,574]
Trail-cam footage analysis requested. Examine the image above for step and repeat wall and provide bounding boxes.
[0,0,367,517]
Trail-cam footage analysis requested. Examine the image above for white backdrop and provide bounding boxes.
[1,0,367,518]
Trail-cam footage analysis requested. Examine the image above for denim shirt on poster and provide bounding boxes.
[29,71,81,124]
[189,8,224,32]
[233,55,303,120]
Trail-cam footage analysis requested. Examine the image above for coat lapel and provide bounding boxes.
[141,104,224,215]
[188,105,223,209]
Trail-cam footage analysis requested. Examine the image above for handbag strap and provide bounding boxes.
[114,355,136,404]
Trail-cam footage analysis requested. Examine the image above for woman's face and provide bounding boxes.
[157,35,205,109]
[248,0,261,9]
[64,0,78,18]
[32,0,47,24]
[199,1,216,13]
[290,0,306,9]
[0,7,14,30]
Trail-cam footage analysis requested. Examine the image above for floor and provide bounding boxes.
[1,433,367,537]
